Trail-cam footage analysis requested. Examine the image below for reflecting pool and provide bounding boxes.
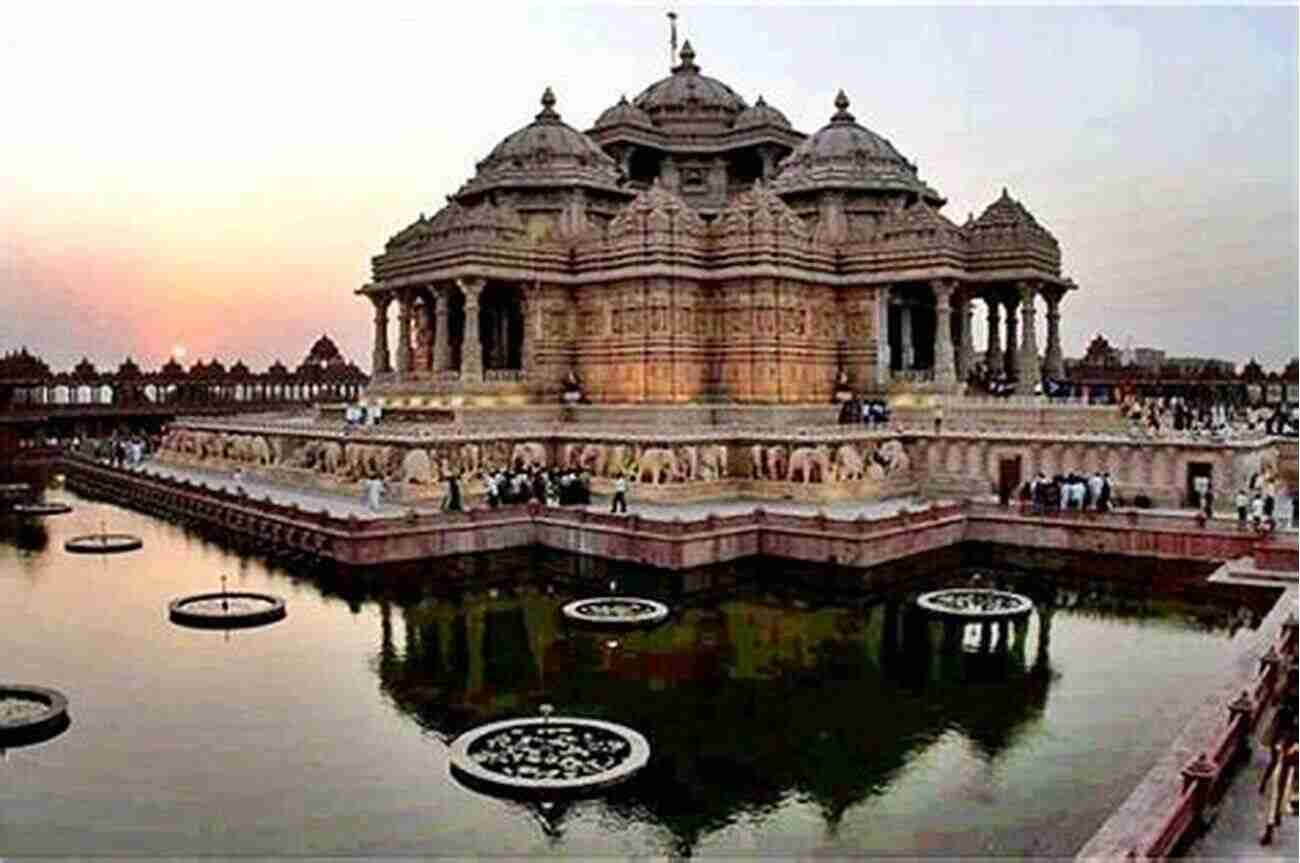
[0,491,1278,857]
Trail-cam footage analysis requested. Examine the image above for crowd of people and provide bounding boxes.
[438,467,599,513]
[1124,395,1299,438]
[837,395,892,427]
[1021,471,1114,512]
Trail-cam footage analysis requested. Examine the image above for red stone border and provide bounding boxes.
[1076,594,1298,860]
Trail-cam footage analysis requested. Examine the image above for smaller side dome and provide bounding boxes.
[456,88,625,198]
[734,95,791,130]
[593,94,654,130]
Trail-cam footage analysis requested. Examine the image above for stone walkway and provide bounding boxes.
[581,495,933,521]
[125,461,411,520]
[1184,715,1299,860]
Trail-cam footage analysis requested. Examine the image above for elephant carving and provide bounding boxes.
[460,444,481,477]
[606,445,635,478]
[878,440,910,473]
[512,442,548,471]
[788,446,832,483]
[750,445,787,480]
[698,445,727,481]
[400,449,434,484]
[676,446,697,481]
[320,441,345,475]
[834,444,865,481]
[251,436,272,465]
[636,448,680,485]
[295,441,324,469]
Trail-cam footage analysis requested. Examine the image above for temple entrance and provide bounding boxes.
[999,456,1023,502]
[478,284,524,371]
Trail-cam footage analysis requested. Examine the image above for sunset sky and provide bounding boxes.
[2,3,1297,373]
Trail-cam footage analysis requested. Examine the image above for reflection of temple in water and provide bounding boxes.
[373,574,1066,849]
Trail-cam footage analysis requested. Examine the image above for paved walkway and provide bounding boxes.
[124,461,411,520]
[581,495,932,521]
[1184,714,1298,860]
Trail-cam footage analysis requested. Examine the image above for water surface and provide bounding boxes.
[0,491,1271,857]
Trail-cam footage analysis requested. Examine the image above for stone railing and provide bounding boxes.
[437,370,461,383]
[484,369,527,383]
[1076,603,1299,860]
[1140,614,1297,858]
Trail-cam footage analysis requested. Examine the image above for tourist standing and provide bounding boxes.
[1098,473,1112,512]
[1088,472,1104,512]
[1251,492,1265,531]
[933,403,944,434]
[1236,489,1250,528]
[611,473,629,514]
[443,474,462,513]
[1202,487,1214,520]
[233,468,245,495]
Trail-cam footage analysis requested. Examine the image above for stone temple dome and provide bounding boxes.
[734,95,791,130]
[771,90,943,203]
[456,88,625,198]
[631,41,748,132]
[592,94,655,130]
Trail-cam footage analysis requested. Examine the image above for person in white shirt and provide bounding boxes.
[611,474,629,514]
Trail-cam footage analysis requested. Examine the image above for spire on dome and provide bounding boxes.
[536,86,560,122]
[674,39,699,73]
[831,89,854,123]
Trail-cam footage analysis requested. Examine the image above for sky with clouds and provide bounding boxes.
[2,2,1296,372]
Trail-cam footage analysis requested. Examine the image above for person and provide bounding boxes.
[933,403,944,434]
[611,473,629,514]
[1203,487,1214,520]
[443,473,462,513]
[365,477,383,512]
[1259,665,1299,844]
[1088,472,1104,512]
[1237,488,1250,528]
[1292,489,1298,529]
[1098,473,1112,512]
[1251,492,1266,531]
[233,468,245,495]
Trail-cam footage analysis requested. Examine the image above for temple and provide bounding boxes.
[360,42,1076,405]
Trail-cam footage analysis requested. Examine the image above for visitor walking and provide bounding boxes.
[1259,666,1299,845]
[611,473,629,514]
[233,468,245,495]
[1237,489,1250,528]
[442,474,462,513]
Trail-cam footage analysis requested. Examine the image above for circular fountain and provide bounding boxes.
[916,588,1035,621]
[449,705,650,797]
[0,684,70,747]
[560,597,670,628]
[169,591,286,629]
[64,532,143,554]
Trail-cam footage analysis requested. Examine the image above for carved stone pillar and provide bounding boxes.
[394,290,413,380]
[1002,296,1019,379]
[433,287,451,373]
[932,281,957,387]
[875,287,891,386]
[984,297,1001,372]
[1016,282,1041,396]
[457,276,486,382]
[959,293,976,381]
[370,294,392,376]
[899,304,914,371]
[1044,291,1065,380]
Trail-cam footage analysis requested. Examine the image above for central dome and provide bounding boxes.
[631,41,747,132]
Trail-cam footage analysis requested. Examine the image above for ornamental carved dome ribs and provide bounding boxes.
[770,91,944,205]
[966,187,1061,274]
[630,40,748,135]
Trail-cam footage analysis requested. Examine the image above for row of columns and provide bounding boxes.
[889,280,1066,394]
[370,277,491,382]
